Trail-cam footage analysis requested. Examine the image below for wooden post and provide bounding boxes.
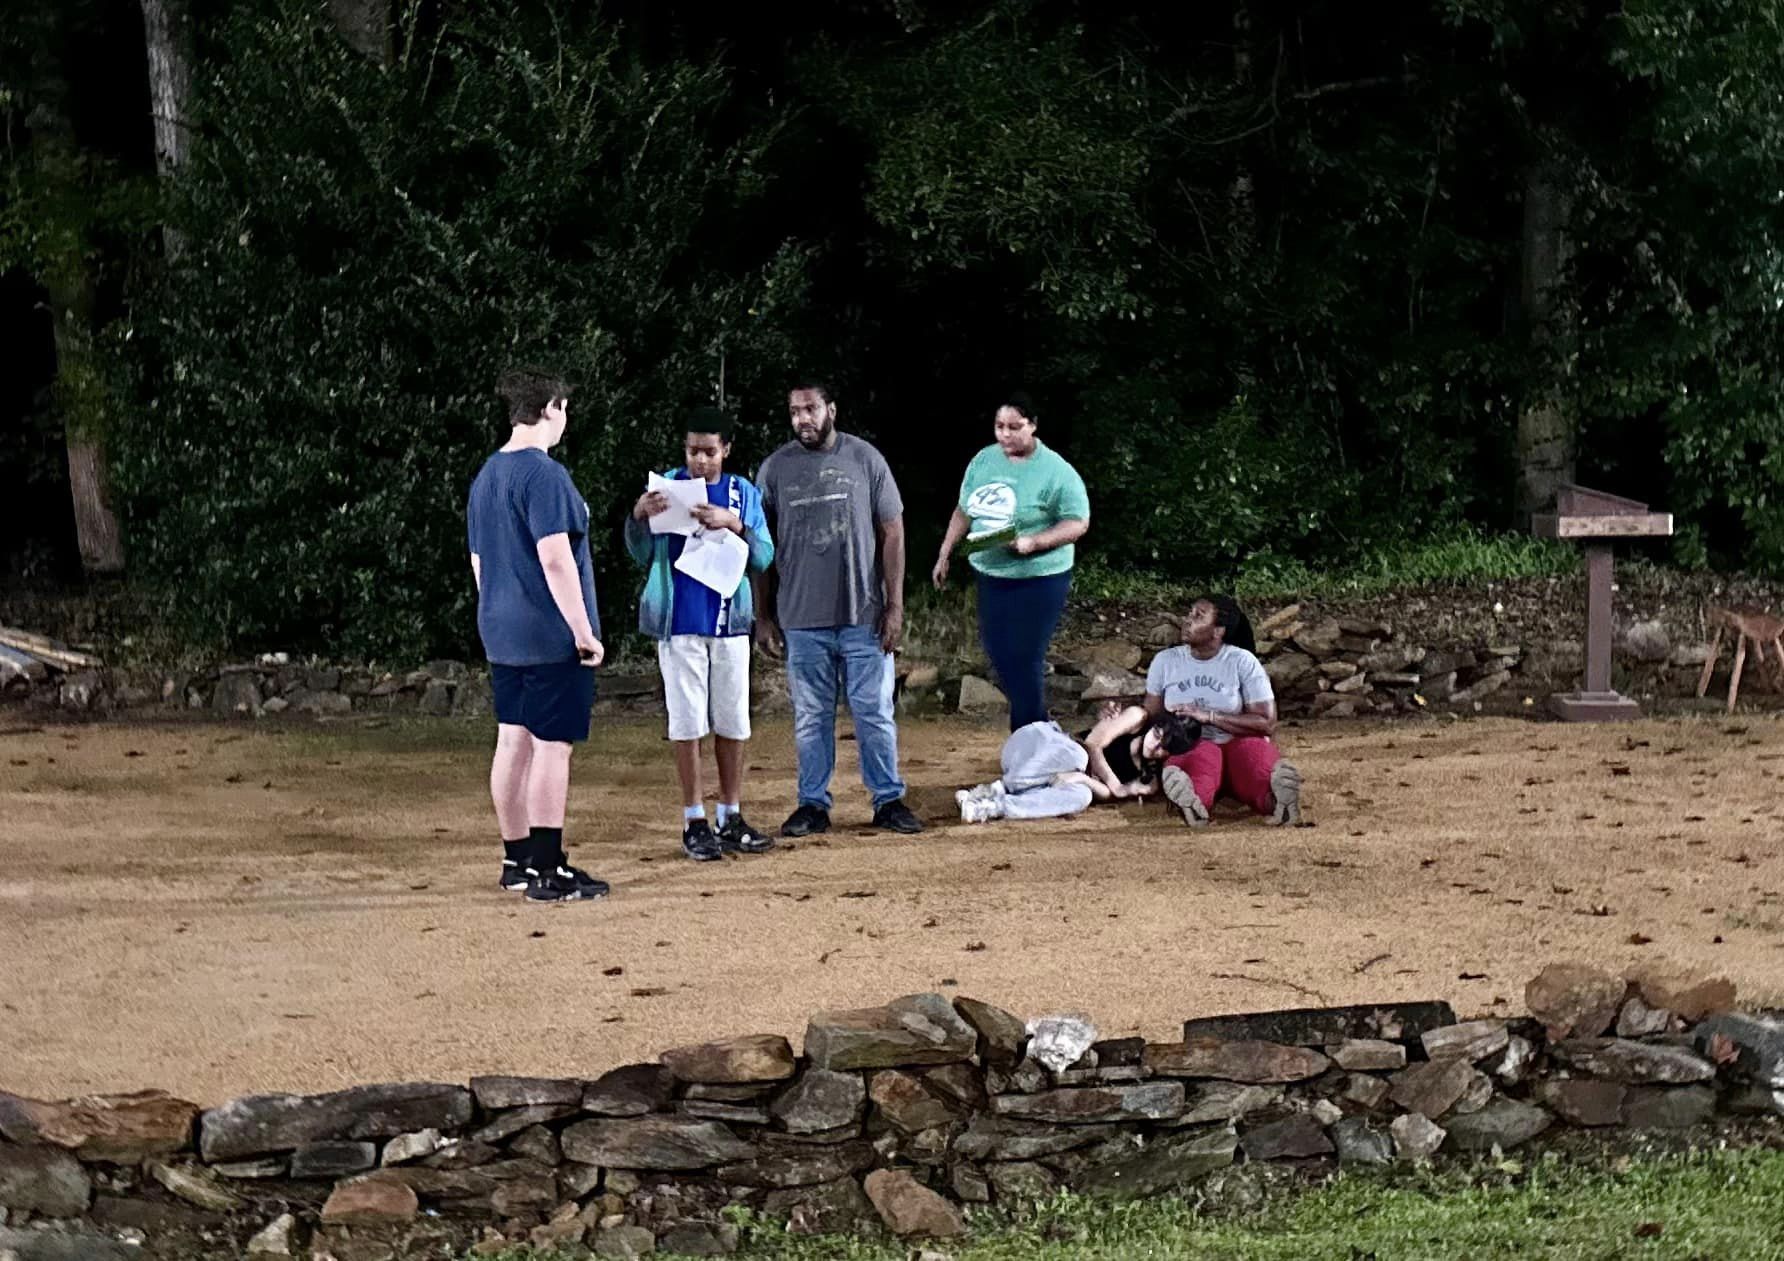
[1533,484,1670,722]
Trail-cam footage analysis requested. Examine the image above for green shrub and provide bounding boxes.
[113,2,807,659]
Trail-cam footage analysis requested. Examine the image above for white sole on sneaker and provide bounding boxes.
[1160,765,1210,828]
[1269,759,1303,826]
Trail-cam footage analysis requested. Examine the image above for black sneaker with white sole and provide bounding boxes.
[682,819,724,862]
[717,814,775,854]
[524,863,610,902]
[499,859,531,892]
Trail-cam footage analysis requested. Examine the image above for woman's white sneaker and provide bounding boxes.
[1269,759,1303,826]
[1160,765,1210,828]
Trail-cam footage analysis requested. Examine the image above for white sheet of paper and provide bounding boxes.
[647,472,711,535]
[673,527,750,595]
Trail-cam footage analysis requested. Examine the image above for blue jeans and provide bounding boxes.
[784,625,906,810]
[977,570,1072,731]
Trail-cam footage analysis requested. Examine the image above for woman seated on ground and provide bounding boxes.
[1144,594,1303,827]
[957,711,1198,823]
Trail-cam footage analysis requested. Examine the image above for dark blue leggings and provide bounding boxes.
[977,570,1072,731]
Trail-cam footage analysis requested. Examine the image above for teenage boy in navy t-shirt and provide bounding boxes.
[466,368,610,904]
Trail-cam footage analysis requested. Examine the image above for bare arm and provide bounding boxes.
[932,508,971,588]
[535,533,603,664]
[1083,703,1148,794]
[1013,516,1089,557]
[751,567,782,661]
[876,514,907,653]
[1179,699,1277,738]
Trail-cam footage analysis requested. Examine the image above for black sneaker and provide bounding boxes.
[717,814,775,854]
[779,804,831,837]
[556,862,610,898]
[523,865,606,903]
[871,799,924,834]
[682,819,724,862]
[499,859,530,892]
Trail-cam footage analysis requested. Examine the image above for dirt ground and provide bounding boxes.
[2,710,1782,1105]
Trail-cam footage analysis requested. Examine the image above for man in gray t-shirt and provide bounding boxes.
[753,382,923,837]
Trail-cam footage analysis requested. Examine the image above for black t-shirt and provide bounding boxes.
[1103,731,1143,784]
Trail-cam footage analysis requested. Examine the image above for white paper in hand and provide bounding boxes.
[647,472,710,535]
[673,527,750,595]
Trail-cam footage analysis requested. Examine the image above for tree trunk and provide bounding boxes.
[31,31,128,577]
[46,265,127,575]
[1515,152,1576,522]
[1226,2,1257,272]
[139,0,193,261]
[327,0,392,63]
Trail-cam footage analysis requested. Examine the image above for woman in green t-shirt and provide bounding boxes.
[931,394,1091,730]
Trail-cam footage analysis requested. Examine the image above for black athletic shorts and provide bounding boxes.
[491,661,598,743]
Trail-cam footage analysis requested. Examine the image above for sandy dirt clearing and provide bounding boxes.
[1,711,1780,1104]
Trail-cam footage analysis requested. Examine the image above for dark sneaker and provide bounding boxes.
[1268,759,1303,827]
[557,862,611,897]
[871,799,924,834]
[1160,766,1210,828]
[499,859,531,892]
[682,819,724,862]
[717,814,775,854]
[523,866,605,903]
[779,804,831,838]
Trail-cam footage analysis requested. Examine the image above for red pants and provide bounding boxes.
[1165,735,1281,816]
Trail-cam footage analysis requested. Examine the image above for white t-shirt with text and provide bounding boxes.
[1144,644,1274,744]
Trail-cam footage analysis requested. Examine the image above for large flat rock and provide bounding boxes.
[1070,1127,1238,1198]
[560,1115,755,1170]
[199,1083,473,1162]
[0,1090,198,1164]
[1550,1039,1715,1085]
[1144,1040,1330,1083]
[989,1082,1184,1124]
[1181,1002,1455,1047]
[0,1144,91,1217]
[661,1034,797,1085]
[804,994,977,1070]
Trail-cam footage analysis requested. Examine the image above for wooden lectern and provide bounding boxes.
[1530,484,1673,722]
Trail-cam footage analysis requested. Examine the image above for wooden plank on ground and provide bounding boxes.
[0,626,103,670]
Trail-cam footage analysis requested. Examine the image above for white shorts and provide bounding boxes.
[658,635,751,742]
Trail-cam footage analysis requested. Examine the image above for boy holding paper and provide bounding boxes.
[626,407,777,861]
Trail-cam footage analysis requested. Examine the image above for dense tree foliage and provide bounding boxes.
[4,0,1784,656]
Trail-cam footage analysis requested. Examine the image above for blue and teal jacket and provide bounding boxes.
[623,469,775,641]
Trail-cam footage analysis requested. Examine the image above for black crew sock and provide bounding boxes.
[501,838,530,866]
[529,826,565,871]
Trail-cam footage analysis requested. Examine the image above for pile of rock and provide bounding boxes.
[1247,604,1527,719]
[1,968,1779,1259]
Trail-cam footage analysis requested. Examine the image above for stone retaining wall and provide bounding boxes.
[0,606,1723,724]
[2,965,1780,1259]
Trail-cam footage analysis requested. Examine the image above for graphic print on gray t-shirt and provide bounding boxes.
[757,434,904,631]
[1144,644,1274,744]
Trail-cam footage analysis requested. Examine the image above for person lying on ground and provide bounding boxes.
[1143,594,1303,828]
[1081,701,1199,798]
[956,713,1198,823]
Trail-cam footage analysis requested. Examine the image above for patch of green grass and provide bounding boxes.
[472,1147,1784,1260]
[1070,527,1575,608]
